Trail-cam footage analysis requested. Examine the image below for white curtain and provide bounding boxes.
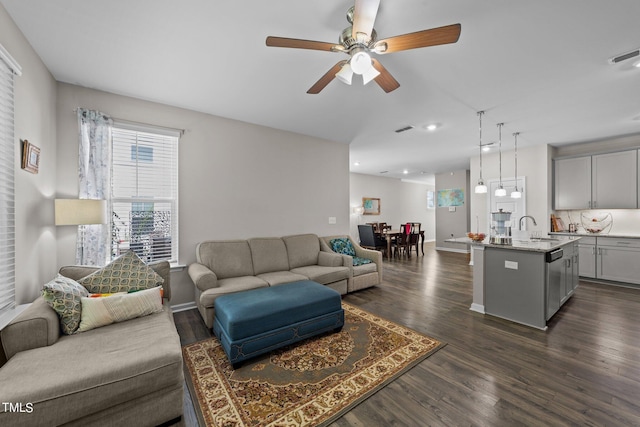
[77,108,112,265]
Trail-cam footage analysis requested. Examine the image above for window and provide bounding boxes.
[110,123,179,264]
[0,44,20,320]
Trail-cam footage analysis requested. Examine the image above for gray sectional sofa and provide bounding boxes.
[188,233,382,328]
[0,261,183,427]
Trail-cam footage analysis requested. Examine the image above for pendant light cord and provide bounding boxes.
[497,123,504,186]
[513,132,519,190]
[478,111,484,179]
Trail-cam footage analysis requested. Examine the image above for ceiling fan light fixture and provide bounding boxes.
[350,48,373,75]
[335,63,354,85]
[362,65,380,85]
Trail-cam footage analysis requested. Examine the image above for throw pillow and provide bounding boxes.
[78,250,164,294]
[330,238,372,266]
[352,256,372,266]
[330,238,356,256]
[78,286,163,332]
[42,274,90,335]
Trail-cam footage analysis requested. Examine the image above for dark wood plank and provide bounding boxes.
[174,242,640,426]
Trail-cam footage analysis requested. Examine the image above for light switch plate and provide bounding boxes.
[449,206,456,212]
[328,217,336,224]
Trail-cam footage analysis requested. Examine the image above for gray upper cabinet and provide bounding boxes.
[554,156,591,210]
[592,151,637,209]
[554,149,638,210]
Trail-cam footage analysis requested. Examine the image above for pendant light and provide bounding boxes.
[474,111,487,194]
[495,123,506,197]
[511,132,522,199]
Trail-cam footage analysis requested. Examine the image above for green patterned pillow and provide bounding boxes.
[330,238,356,256]
[42,274,90,335]
[330,238,372,266]
[78,251,164,294]
[352,256,372,266]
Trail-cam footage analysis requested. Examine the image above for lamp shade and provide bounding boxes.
[335,63,353,85]
[55,199,107,225]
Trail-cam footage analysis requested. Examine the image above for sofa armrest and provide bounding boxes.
[318,251,344,267]
[188,263,219,291]
[353,245,383,266]
[1,297,60,361]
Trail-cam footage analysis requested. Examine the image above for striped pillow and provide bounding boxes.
[77,286,163,332]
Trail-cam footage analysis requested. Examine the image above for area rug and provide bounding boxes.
[182,302,445,427]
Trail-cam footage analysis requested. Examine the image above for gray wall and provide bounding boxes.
[1,5,58,305]
[435,170,470,250]
[56,83,350,307]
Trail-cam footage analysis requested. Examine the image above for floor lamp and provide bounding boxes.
[55,199,107,264]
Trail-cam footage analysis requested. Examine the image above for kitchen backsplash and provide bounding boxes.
[554,210,640,236]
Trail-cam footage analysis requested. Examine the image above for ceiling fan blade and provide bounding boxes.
[352,0,380,39]
[266,36,343,52]
[371,59,400,93]
[374,23,461,54]
[307,61,348,94]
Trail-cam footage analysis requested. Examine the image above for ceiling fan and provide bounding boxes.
[266,0,461,94]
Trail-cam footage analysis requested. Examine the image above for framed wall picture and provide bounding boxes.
[362,197,380,215]
[21,139,40,174]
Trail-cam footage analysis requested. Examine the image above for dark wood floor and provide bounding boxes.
[173,243,640,426]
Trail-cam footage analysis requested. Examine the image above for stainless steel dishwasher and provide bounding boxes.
[546,248,564,320]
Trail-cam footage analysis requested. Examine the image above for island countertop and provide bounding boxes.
[478,235,580,253]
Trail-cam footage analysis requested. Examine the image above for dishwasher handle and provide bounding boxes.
[546,248,564,263]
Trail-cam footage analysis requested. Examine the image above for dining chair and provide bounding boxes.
[358,224,387,255]
[407,222,422,256]
[392,223,410,258]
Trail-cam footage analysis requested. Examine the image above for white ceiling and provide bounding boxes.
[3,0,640,184]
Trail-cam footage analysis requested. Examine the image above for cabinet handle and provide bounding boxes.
[591,247,595,255]
[588,201,591,208]
[593,201,597,208]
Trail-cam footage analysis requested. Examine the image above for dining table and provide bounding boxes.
[381,229,425,259]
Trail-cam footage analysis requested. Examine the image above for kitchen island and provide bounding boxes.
[472,236,580,330]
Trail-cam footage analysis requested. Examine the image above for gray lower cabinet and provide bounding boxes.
[576,236,640,285]
[577,236,596,278]
[598,238,640,285]
[561,242,579,304]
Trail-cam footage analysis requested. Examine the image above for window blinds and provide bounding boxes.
[111,124,179,263]
[0,53,16,319]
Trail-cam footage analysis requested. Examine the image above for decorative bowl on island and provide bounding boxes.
[467,232,486,242]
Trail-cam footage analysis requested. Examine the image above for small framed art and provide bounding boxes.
[21,139,40,174]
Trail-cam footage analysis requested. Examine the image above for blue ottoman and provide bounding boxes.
[213,280,344,367]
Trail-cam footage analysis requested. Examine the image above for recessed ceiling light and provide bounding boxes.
[353,161,360,166]
[426,124,438,131]
[403,170,409,174]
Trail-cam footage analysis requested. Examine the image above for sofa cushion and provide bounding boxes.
[78,287,164,332]
[199,276,269,309]
[282,234,320,269]
[256,271,308,286]
[290,265,349,286]
[42,274,90,335]
[196,240,254,279]
[248,237,290,275]
[0,308,183,427]
[78,251,164,294]
[353,262,378,276]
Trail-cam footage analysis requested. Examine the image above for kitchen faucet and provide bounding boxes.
[519,215,537,230]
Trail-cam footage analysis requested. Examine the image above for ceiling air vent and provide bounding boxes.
[609,49,640,64]
[395,125,414,133]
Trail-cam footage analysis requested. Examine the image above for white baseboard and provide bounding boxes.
[435,246,470,254]
[170,301,197,313]
[469,303,485,314]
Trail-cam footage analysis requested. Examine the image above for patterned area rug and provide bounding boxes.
[182,302,445,427]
